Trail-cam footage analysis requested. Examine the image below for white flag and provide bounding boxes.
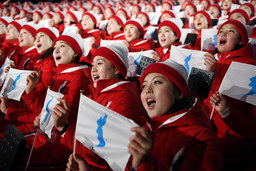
[62,24,79,35]
[148,12,161,25]
[0,58,12,87]
[170,46,207,74]
[100,40,125,47]
[0,68,32,101]
[180,29,193,44]
[128,50,154,77]
[83,37,92,57]
[75,94,139,171]
[201,28,218,51]
[40,88,64,138]
[219,61,256,106]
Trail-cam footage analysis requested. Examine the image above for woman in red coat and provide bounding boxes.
[123,19,154,52]
[103,15,126,40]
[67,59,222,171]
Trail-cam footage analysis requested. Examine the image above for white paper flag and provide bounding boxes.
[100,40,125,47]
[219,61,256,106]
[62,24,79,35]
[0,68,32,101]
[0,58,12,87]
[75,94,139,171]
[148,12,161,25]
[180,29,193,44]
[201,28,218,51]
[170,46,207,74]
[144,26,158,40]
[40,88,64,138]
[128,50,154,77]
[83,37,92,57]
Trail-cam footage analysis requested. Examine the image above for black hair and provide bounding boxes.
[40,47,53,60]
[57,20,64,25]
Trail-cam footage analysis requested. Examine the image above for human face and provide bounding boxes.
[53,40,77,66]
[53,13,63,24]
[91,56,119,88]
[6,24,19,40]
[141,73,182,118]
[116,10,127,19]
[42,14,51,20]
[64,13,74,27]
[124,24,142,42]
[217,24,242,53]
[19,29,34,47]
[0,21,7,35]
[201,1,209,10]
[161,4,172,12]
[104,8,114,20]
[158,26,178,48]
[20,10,26,19]
[35,32,53,54]
[107,18,122,35]
[145,5,154,13]
[208,6,220,19]
[81,14,95,30]
[137,14,148,27]
[222,0,232,10]
[160,13,173,22]
[33,13,41,24]
[184,5,195,18]
[132,6,140,16]
[194,13,209,30]
[10,7,18,18]
[93,6,101,15]
[240,5,253,17]
[229,12,247,25]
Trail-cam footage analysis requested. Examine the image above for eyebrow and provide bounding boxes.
[143,75,165,83]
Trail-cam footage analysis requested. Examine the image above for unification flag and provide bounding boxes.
[40,88,64,138]
[170,46,207,74]
[128,50,154,77]
[0,58,12,87]
[0,68,32,101]
[75,94,139,171]
[201,28,218,51]
[219,61,256,106]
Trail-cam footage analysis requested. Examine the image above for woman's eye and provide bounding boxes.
[154,81,162,84]
[229,30,234,33]
[142,84,146,89]
[61,45,65,47]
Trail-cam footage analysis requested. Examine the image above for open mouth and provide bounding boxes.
[93,75,100,81]
[36,44,42,48]
[219,39,227,45]
[147,98,156,108]
[197,22,202,26]
[55,56,61,61]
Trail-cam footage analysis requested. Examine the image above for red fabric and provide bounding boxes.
[131,98,222,170]
[128,39,154,52]
[203,44,256,169]
[1,39,22,67]
[17,46,39,70]
[155,41,182,61]
[60,79,144,170]
[103,31,125,40]
[80,29,104,47]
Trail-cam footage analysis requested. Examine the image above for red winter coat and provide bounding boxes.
[155,42,182,61]
[0,39,22,67]
[103,31,125,40]
[134,98,222,171]
[128,39,154,52]
[17,46,39,70]
[80,29,104,47]
[61,79,144,170]
[20,63,91,166]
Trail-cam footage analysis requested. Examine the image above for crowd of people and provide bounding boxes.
[0,0,255,170]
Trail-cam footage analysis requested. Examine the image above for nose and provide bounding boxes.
[144,83,153,94]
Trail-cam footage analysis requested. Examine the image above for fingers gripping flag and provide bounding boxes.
[219,62,256,106]
[170,46,207,74]
[75,94,139,171]
[40,88,64,138]
[0,68,32,101]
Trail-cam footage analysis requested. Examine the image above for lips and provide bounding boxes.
[55,56,61,61]
[36,44,42,48]
[219,39,227,45]
[146,97,156,109]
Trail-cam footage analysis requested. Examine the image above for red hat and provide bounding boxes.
[54,33,84,58]
[55,11,64,20]
[20,24,41,37]
[94,4,104,14]
[43,12,53,19]
[141,59,191,97]
[146,3,155,11]
[92,43,129,77]
[158,18,183,40]
[110,15,126,28]
[34,10,44,19]
[133,4,141,12]
[201,0,210,6]
[194,10,211,27]
[124,19,144,35]
[162,2,173,10]
[106,6,116,15]
[117,8,129,19]
[11,5,20,14]
[184,1,197,13]
[82,11,98,25]
[160,10,176,20]
[79,6,87,12]
[228,9,250,25]
[137,12,150,25]
[0,16,13,26]
[218,20,249,46]
[207,4,222,14]
[66,11,82,23]
[8,20,24,31]
[240,3,255,16]
[35,27,59,41]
